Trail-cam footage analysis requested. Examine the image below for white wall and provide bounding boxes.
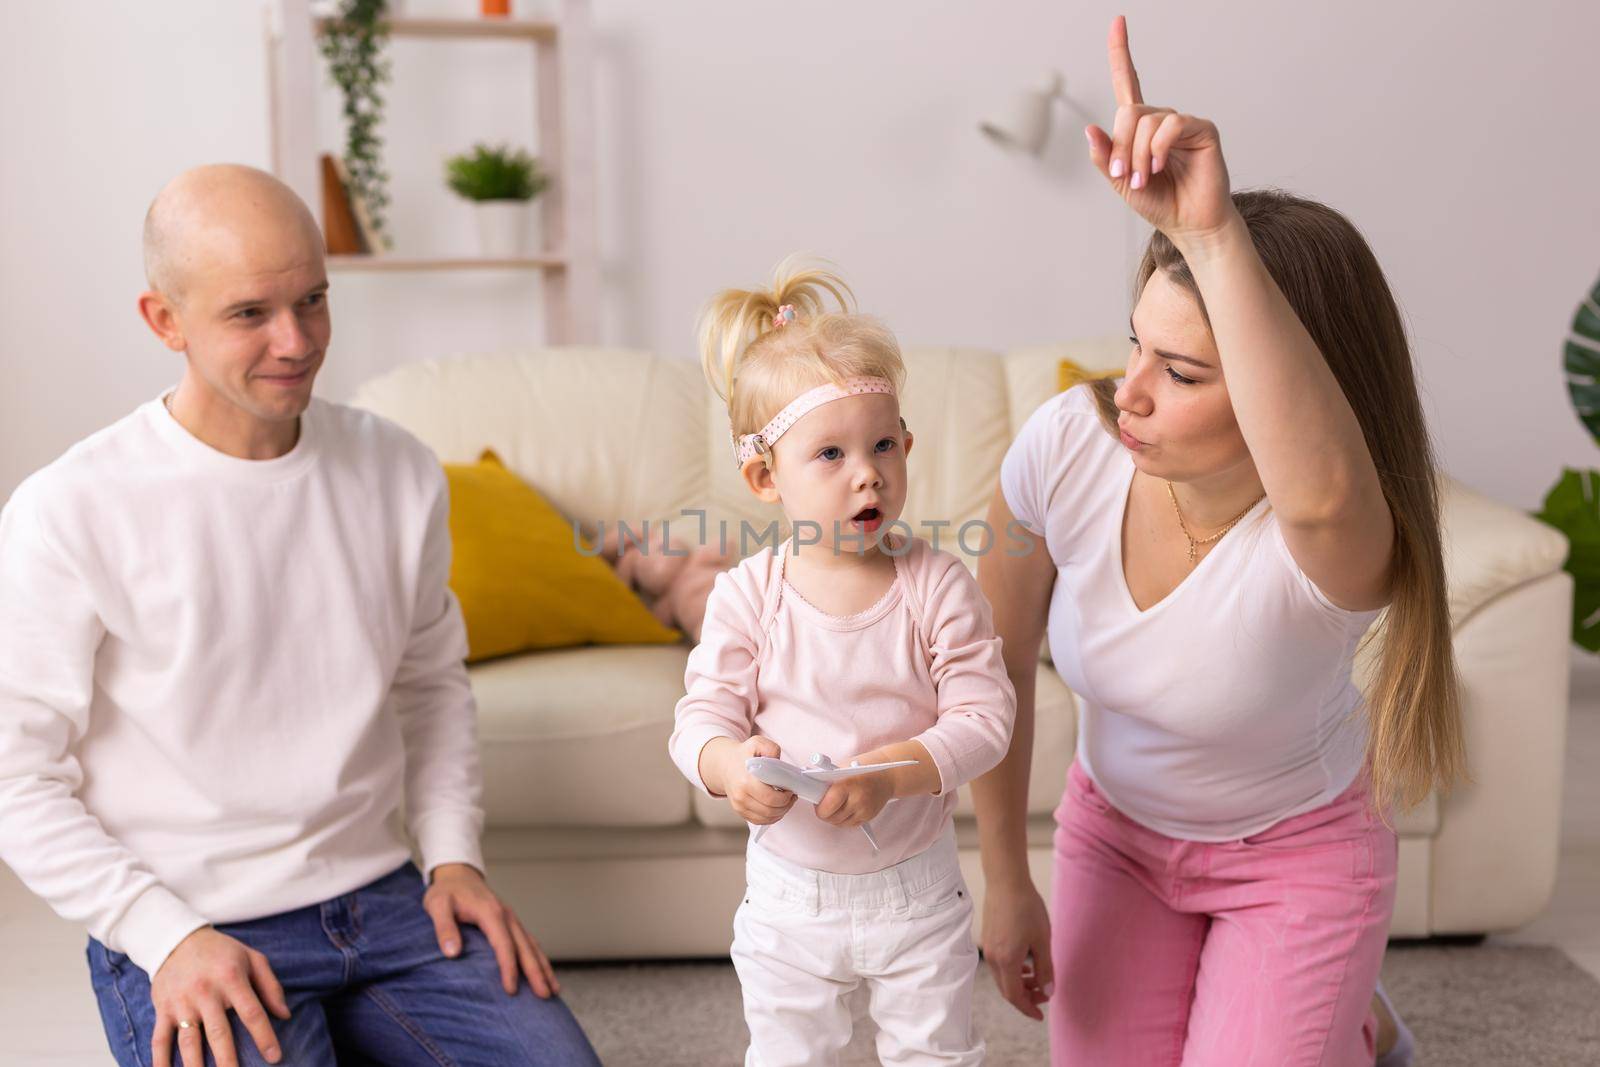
[3,0,1597,512]
[0,3,274,499]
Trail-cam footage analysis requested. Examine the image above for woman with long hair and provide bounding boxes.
[972,17,1461,1066]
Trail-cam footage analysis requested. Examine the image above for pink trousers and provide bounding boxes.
[1049,761,1397,1066]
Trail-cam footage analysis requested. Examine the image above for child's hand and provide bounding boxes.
[720,736,799,826]
[815,766,896,829]
[815,742,940,828]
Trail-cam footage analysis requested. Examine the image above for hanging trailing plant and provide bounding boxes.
[320,0,392,249]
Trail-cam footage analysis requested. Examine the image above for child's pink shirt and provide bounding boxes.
[668,534,1016,874]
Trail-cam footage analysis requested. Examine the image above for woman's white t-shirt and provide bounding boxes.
[1000,384,1383,841]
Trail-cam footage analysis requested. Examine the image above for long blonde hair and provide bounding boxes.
[1089,189,1464,815]
[698,255,905,468]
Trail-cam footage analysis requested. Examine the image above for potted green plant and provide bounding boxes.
[1535,271,1600,649]
[444,143,550,259]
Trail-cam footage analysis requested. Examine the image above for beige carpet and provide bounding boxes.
[553,944,1600,1065]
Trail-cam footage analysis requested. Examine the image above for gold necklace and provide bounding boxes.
[1165,480,1264,565]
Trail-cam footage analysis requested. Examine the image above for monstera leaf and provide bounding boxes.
[1535,468,1600,651]
[1564,274,1600,442]
[1537,273,1600,650]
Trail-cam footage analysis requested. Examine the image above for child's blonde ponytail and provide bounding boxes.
[697,256,855,402]
[696,255,904,460]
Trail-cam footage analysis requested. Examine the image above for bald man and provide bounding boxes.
[0,165,601,1067]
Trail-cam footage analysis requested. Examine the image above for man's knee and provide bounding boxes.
[497,991,601,1066]
[375,985,601,1067]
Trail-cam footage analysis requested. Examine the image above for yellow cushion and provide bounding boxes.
[443,450,682,662]
[1057,357,1122,393]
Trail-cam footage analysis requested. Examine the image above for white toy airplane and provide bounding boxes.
[745,753,919,852]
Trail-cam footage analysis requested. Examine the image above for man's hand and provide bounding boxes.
[424,863,559,999]
[150,926,291,1067]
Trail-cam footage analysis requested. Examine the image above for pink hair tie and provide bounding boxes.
[773,304,797,328]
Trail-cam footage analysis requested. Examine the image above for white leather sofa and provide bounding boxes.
[351,342,1573,959]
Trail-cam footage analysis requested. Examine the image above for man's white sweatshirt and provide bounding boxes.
[0,394,484,975]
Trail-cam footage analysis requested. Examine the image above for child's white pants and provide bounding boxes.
[730,827,983,1066]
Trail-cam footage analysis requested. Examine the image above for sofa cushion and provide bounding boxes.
[1437,479,1569,626]
[470,644,692,827]
[351,348,713,540]
[894,347,1013,571]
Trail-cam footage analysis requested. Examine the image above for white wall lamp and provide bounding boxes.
[979,70,1078,155]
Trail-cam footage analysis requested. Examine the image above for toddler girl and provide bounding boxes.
[668,257,1017,1066]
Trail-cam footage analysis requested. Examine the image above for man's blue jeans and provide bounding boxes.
[86,863,602,1066]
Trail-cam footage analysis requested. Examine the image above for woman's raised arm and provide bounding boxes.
[1086,16,1395,611]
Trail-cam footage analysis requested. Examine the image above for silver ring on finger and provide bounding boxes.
[178,1019,195,1030]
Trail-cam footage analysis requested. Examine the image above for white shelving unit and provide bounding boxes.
[265,0,600,342]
